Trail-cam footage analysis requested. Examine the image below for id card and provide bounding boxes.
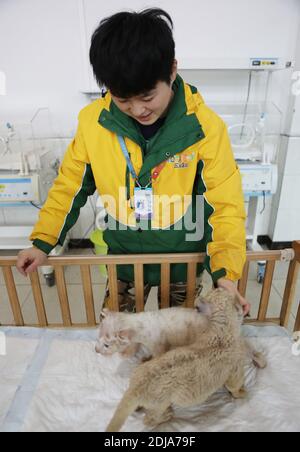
[134,187,153,220]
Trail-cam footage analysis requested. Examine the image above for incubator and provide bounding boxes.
[210,102,282,163]
[210,101,282,283]
[0,109,68,286]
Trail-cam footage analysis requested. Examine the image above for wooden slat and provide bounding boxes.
[245,318,280,325]
[2,267,24,326]
[237,261,249,298]
[29,271,48,327]
[134,264,144,312]
[55,266,72,326]
[258,260,275,321]
[107,265,119,311]
[0,249,292,268]
[294,303,300,332]
[280,259,300,327]
[80,265,96,326]
[293,241,300,262]
[45,253,206,266]
[0,244,299,328]
[160,263,170,308]
[186,262,197,308]
[279,242,300,328]
[292,241,300,331]
[44,249,292,264]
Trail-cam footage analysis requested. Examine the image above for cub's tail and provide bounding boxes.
[106,389,139,432]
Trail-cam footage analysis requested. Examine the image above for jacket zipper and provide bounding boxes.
[126,165,130,201]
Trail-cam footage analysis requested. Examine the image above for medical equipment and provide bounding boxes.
[0,122,15,155]
[239,163,278,196]
[238,163,279,283]
[207,60,283,284]
[0,109,69,286]
[213,103,281,281]
[211,102,282,163]
[0,174,40,203]
[228,122,256,149]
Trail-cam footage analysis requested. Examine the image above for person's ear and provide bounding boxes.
[171,59,178,83]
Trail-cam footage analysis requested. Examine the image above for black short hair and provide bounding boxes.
[89,8,175,98]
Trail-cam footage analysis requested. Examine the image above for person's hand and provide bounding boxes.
[16,247,48,276]
[217,278,251,316]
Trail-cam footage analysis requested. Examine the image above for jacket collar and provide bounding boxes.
[98,75,205,185]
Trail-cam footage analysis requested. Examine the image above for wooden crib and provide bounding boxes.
[0,241,299,331]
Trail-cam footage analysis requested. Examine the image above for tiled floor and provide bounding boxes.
[0,249,299,332]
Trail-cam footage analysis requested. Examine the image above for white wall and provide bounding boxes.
[0,0,87,133]
[0,0,300,241]
[0,0,93,238]
[268,16,300,242]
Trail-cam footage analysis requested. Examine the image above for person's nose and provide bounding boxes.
[130,102,147,117]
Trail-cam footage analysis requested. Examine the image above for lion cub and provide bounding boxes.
[95,306,209,360]
[106,289,249,432]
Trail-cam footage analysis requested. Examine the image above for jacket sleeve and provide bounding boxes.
[200,115,246,283]
[30,120,96,254]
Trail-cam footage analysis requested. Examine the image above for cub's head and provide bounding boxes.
[95,309,135,355]
[195,288,244,325]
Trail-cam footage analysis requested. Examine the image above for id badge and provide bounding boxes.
[134,187,153,220]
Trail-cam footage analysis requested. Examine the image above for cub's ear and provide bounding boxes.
[118,329,135,342]
[195,300,212,317]
[99,308,109,321]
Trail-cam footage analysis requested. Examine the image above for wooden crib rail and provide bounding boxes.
[0,242,299,330]
[291,241,300,332]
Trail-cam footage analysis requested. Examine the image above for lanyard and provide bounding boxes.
[117,135,167,188]
[118,135,139,181]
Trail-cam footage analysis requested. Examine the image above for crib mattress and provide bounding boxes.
[0,325,299,432]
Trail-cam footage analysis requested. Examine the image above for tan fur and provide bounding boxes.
[106,289,248,432]
[243,341,267,369]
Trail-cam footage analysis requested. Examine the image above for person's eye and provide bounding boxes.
[143,97,154,102]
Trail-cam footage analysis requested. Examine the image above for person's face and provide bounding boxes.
[111,64,177,125]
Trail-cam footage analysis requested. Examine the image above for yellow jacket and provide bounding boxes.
[31,75,246,284]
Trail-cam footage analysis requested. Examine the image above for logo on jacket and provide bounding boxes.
[168,152,195,169]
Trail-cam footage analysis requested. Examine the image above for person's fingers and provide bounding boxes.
[240,298,251,316]
[243,303,251,317]
[237,293,251,317]
[18,268,27,277]
[16,265,27,277]
[24,260,38,274]
[16,256,30,276]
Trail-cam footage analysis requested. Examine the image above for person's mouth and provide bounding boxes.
[136,112,152,123]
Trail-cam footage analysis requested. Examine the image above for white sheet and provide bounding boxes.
[0,325,300,432]
[0,330,40,431]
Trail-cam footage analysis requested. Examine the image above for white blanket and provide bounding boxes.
[0,325,299,432]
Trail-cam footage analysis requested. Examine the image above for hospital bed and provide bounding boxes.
[0,242,300,432]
